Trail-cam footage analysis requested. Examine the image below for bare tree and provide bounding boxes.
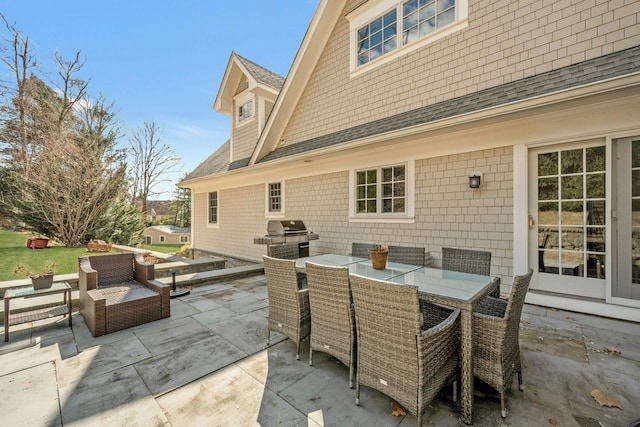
[128,121,180,213]
[0,14,39,176]
[0,14,88,178]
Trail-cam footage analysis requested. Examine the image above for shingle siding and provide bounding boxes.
[232,101,259,162]
[193,147,513,278]
[193,185,269,260]
[281,0,639,147]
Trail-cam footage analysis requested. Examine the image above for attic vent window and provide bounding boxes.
[238,100,253,122]
[348,0,468,74]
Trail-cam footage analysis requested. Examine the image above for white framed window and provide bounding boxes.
[208,191,218,224]
[180,235,189,243]
[265,181,285,217]
[235,92,255,126]
[350,160,415,222]
[160,236,165,243]
[347,0,468,75]
[238,100,253,122]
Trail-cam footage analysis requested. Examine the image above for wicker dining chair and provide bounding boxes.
[388,245,426,266]
[305,262,356,388]
[263,255,311,360]
[351,242,374,258]
[268,243,307,288]
[472,268,534,418]
[268,243,299,259]
[442,247,497,297]
[350,274,460,425]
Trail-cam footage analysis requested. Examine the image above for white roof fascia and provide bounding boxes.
[249,0,347,165]
[213,53,260,116]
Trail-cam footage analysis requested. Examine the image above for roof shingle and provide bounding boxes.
[259,45,640,163]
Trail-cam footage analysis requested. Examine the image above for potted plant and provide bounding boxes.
[368,245,389,270]
[13,261,58,290]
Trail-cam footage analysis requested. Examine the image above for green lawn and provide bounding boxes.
[0,230,184,282]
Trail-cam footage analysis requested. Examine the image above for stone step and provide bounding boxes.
[156,264,264,287]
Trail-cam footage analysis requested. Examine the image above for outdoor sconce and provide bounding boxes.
[469,172,483,189]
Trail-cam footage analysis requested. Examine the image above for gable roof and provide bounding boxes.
[257,45,640,164]
[213,52,285,116]
[250,0,346,164]
[235,54,285,92]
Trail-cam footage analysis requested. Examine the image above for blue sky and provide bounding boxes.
[1,1,319,197]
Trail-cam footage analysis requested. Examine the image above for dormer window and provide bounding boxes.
[235,92,255,126]
[238,100,253,122]
[347,0,468,75]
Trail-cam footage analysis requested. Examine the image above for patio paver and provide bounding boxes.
[0,274,638,427]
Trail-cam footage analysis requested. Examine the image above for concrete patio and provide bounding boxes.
[0,274,638,427]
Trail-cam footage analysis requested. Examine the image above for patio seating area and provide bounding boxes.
[1,273,639,426]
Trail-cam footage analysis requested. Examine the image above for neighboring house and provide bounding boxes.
[180,0,640,321]
[144,225,190,245]
[146,200,173,224]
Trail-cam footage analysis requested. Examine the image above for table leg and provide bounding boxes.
[459,308,474,425]
[67,289,72,328]
[4,296,9,342]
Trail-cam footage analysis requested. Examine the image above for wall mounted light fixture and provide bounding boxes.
[469,171,483,189]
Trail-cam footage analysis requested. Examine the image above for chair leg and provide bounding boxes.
[355,381,361,406]
[500,392,507,418]
[267,329,271,346]
[518,369,524,391]
[296,341,300,360]
[349,359,354,389]
[452,380,458,403]
[309,348,313,366]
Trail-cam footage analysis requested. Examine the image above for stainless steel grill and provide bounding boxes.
[254,220,319,258]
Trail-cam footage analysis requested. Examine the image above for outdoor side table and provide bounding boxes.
[4,281,72,342]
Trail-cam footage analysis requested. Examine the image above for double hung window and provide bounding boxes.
[265,182,285,217]
[269,182,282,213]
[208,191,218,224]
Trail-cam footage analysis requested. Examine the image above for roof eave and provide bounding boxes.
[257,72,640,164]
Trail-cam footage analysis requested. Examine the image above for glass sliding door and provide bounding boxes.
[529,142,607,298]
[613,137,640,304]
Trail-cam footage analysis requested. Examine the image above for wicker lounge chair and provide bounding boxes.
[388,245,426,266]
[351,242,374,258]
[350,274,460,425]
[472,268,533,418]
[305,262,356,388]
[263,255,311,360]
[78,253,170,337]
[442,247,497,297]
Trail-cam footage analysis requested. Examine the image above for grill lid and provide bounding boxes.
[267,220,307,236]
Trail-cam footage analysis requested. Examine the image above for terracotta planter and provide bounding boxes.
[369,249,389,270]
[27,238,49,249]
[31,274,54,290]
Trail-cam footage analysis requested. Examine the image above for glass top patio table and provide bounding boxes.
[4,281,71,298]
[389,267,499,304]
[346,260,422,280]
[295,254,366,270]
